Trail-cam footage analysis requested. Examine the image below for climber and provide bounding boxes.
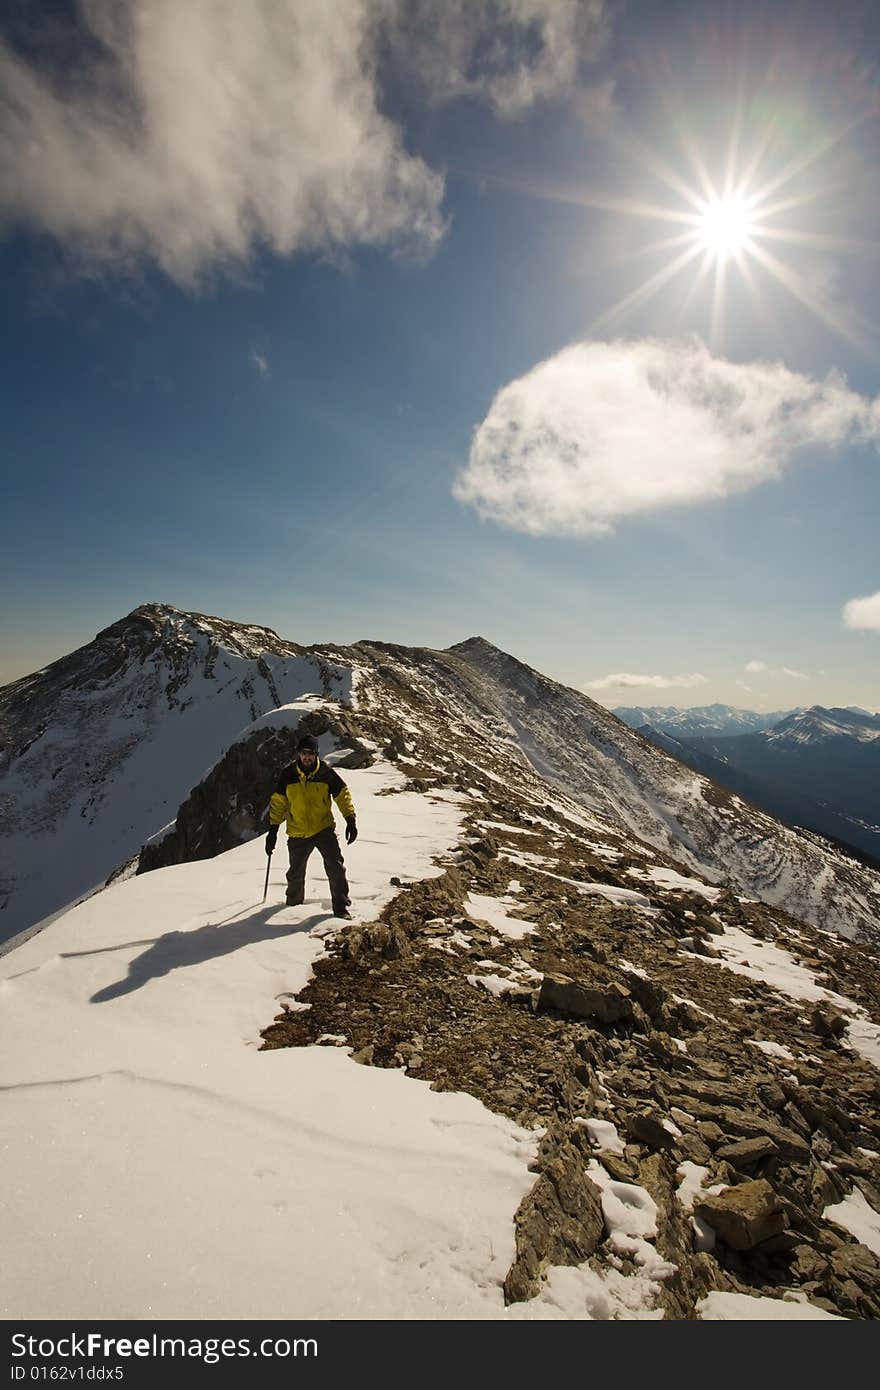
[265,734,357,918]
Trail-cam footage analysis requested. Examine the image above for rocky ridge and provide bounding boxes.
[8,606,880,1315]
[132,641,880,1318]
[137,627,880,945]
[5,607,880,946]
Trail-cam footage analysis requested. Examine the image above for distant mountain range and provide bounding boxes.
[630,705,880,867]
[613,703,805,738]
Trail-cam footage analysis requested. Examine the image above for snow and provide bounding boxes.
[2,764,551,1320]
[675,1162,724,1252]
[671,994,717,1021]
[501,1154,675,1319]
[464,892,536,940]
[698,1291,843,1320]
[576,1118,625,1155]
[703,924,880,1070]
[501,847,555,870]
[747,1039,797,1061]
[0,645,350,946]
[625,866,721,900]
[675,1162,713,1213]
[467,971,524,998]
[499,856,659,915]
[586,1162,677,1280]
[2,756,700,1323]
[581,883,659,914]
[823,1187,880,1257]
[476,819,545,837]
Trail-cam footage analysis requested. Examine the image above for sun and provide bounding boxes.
[695,193,755,260]
[498,104,869,351]
[505,110,867,350]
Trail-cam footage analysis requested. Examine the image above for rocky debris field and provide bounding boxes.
[261,760,880,1318]
[135,655,880,1318]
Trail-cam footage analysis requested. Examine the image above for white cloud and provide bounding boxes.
[0,1,609,285]
[249,347,269,378]
[0,0,442,286]
[584,672,708,691]
[384,0,609,116]
[843,591,880,632]
[454,338,880,536]
[745,660,809,680]
[736,681,753,693]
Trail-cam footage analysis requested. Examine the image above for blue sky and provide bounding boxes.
[2,0,879,711]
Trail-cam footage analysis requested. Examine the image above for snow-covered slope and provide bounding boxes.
[3,702,879,1321]
[0,761,548,1319]
[765,706,880,747]
[3,610,880,948]
[661,707,880,867]
[365,637,879,942]
[0,604,352,944]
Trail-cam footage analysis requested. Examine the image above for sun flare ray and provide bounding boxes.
[477,101,873,352]
[588,241,706,333]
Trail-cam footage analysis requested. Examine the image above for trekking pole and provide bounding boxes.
[262,846,273,904]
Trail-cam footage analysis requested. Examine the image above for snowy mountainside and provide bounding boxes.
[614,703,800,738]
[344,637,880,943]
[4,609,880,1319]
[5,709,880,1320]
[764,707,880,747]
[3,608,880,949]
[0,604,352,945]
[663,707,880,868]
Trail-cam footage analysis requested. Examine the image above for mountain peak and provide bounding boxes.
[446,636,501,655]
[91,604,292,660]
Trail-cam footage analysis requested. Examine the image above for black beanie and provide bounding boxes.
[297,734,319,753]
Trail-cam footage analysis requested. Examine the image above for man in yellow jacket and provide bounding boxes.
[265,734,357,918]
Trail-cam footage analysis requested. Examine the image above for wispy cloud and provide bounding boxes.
[843,590,880,632]
[249,347,269,378]
[746,660,809,680]
[0,1,609,286]
[454,338,880,536]
[384,0,610,117]
[584,672,708,691]
[736,680,753,693]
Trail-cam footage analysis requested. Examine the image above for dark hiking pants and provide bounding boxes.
[286,827,350,913]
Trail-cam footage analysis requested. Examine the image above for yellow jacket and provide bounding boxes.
[269,759,355,839]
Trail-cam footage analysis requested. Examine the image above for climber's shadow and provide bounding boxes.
[88,905,328,1003]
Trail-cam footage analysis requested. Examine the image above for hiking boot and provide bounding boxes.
[334,908,353,920]
[285,896,304,907]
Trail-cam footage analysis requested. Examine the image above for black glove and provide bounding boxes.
[265,826,278,855]
[345,818,358,844]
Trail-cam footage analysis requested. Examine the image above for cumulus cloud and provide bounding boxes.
[454,338,880,536]
[843,590,880,631]
[584,672,708,691]
[745,660,768,673]
[0,1,608,285]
